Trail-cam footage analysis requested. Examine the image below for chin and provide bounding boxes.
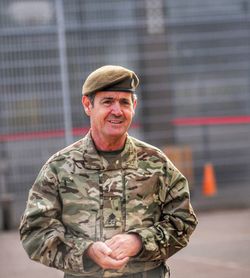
[105,129,126,138]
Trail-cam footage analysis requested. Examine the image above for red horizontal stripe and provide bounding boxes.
[0,117,248,142]
[0,128,88,142]
[171,115,250,126]
[0,124,140,142]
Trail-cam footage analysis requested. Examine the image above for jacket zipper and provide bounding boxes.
[121,169,126,232]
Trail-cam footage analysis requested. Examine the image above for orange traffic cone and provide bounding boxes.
[202,163,217,196]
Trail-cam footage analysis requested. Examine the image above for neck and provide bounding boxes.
[90,130,127,151]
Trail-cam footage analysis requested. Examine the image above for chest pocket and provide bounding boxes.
[101,170,124,238]
[59,173,100,240]
[103,196,122,228]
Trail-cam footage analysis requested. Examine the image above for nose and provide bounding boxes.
[111,102,122,116]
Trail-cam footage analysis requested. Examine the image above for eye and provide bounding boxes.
[120,99,131,106]
[102,99,113,105]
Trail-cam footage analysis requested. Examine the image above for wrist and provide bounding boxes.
[128,233,143,256]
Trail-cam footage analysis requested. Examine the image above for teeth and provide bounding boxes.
[110,121,121,124]
[110,120,122,124]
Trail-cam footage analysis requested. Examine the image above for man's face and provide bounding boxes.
[82,91,136,146]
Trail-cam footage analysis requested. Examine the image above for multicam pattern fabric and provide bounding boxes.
[19,132,197,277]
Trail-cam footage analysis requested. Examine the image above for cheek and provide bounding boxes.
[90,113,102,128]
[91,108,106,121]
[125,110,135,120]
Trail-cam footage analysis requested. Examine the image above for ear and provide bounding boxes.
[82,96,92,116]
[132,97,137,116]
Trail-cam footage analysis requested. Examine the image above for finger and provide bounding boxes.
[106,242,120,252]
[99,244,112,256]
[106,242,119,252]
[94,242,112,256]
[109,246,124,259]
[118,256,130,267]
[105,234,122,244]
[115,252,127,260]
[105,238,116,247]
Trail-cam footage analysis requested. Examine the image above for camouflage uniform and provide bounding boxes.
[20,132,197,277]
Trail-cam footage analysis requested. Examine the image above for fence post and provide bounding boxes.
[55,0,73,145]
[0,160,14,230]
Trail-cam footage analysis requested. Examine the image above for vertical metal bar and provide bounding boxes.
[0,160,7,195]
[139,0,174,146]
[55,0,73,145]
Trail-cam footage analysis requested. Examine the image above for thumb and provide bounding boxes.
[98,242,112,256]
[119,256,130,268]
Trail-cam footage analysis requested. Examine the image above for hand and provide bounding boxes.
[86,241,129,270]
[105,233,142,260]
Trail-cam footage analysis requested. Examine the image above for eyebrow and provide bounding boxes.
[101,97,114,100]
[100,96,131,102]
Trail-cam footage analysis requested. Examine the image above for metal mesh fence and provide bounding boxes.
[0,0,250,225]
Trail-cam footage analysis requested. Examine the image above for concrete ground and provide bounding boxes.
[168,209,250,278]
[0,209,250,278]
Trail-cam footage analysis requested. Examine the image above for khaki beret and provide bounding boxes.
[82,65,139,96]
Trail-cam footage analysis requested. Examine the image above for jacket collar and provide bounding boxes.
[82,131,138,170]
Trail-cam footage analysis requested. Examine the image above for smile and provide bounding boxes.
[108,120,123,124]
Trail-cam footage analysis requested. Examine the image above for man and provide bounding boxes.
[20,65,197,278]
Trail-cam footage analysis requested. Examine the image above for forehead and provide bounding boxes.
[95,91,132,100]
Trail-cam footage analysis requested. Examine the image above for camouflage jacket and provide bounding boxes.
[19,132,197,277]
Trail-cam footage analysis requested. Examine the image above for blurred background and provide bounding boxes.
[0,1,250,278]
[0,0,250,229]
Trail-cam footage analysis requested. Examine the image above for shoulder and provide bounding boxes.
[129,136,167,163]
[46,137,86,166]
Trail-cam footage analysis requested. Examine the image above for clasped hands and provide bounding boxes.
[86,233,142,270]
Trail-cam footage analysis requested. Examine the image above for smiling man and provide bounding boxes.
[82,91,136,151]
[20,65,197,278]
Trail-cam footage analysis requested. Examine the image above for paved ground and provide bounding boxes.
[168,209,250,278]
[0,209,250,278]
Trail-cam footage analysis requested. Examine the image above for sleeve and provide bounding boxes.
[129,158,198,261]
[19,162,98,275]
